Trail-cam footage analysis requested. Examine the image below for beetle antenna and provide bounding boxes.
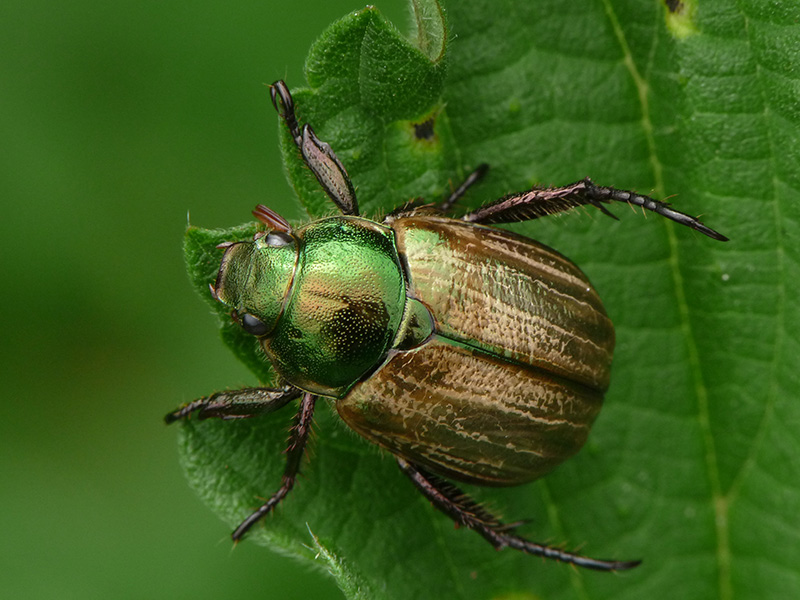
[253,204,292,232]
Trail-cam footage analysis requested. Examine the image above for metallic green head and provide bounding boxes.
[213,229,299,337]
[213,216,408,399]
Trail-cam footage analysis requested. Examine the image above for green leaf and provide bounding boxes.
[176,0,800,598]
[306,526,378,600]
[280,4,452,218]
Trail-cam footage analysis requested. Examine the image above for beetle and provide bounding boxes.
[167,80,727,571]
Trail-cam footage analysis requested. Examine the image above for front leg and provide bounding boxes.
[167,388,318,542]
[165,386,301,423]
[231,392,318,541]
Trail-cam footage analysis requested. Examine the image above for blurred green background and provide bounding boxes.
[1,0,405,598]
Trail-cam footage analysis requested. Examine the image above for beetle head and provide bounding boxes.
[212,228,299,338]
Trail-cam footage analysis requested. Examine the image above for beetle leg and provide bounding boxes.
[231,392,318,541]
[438,163,490,213]
[462,177,727,241]
[397,457,641,572]
[270,80,359,216]
[383,164,491,223]
[299,125,359,216]
[164,386,301,423]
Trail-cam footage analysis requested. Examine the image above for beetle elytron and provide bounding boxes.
[167,80,726,571]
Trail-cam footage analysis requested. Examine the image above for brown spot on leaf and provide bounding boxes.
[413,117,436,141]
[664,0,684,13]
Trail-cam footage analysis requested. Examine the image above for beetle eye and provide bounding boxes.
[264,231,294,247]
[239,313,270,336]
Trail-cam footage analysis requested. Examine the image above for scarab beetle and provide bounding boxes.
[167,80,727,571]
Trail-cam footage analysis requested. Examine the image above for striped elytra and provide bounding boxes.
[338,214,613,486]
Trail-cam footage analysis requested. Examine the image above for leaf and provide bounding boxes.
[279,4,452,218]
[306,526,378,600]
[176,0,800,599]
